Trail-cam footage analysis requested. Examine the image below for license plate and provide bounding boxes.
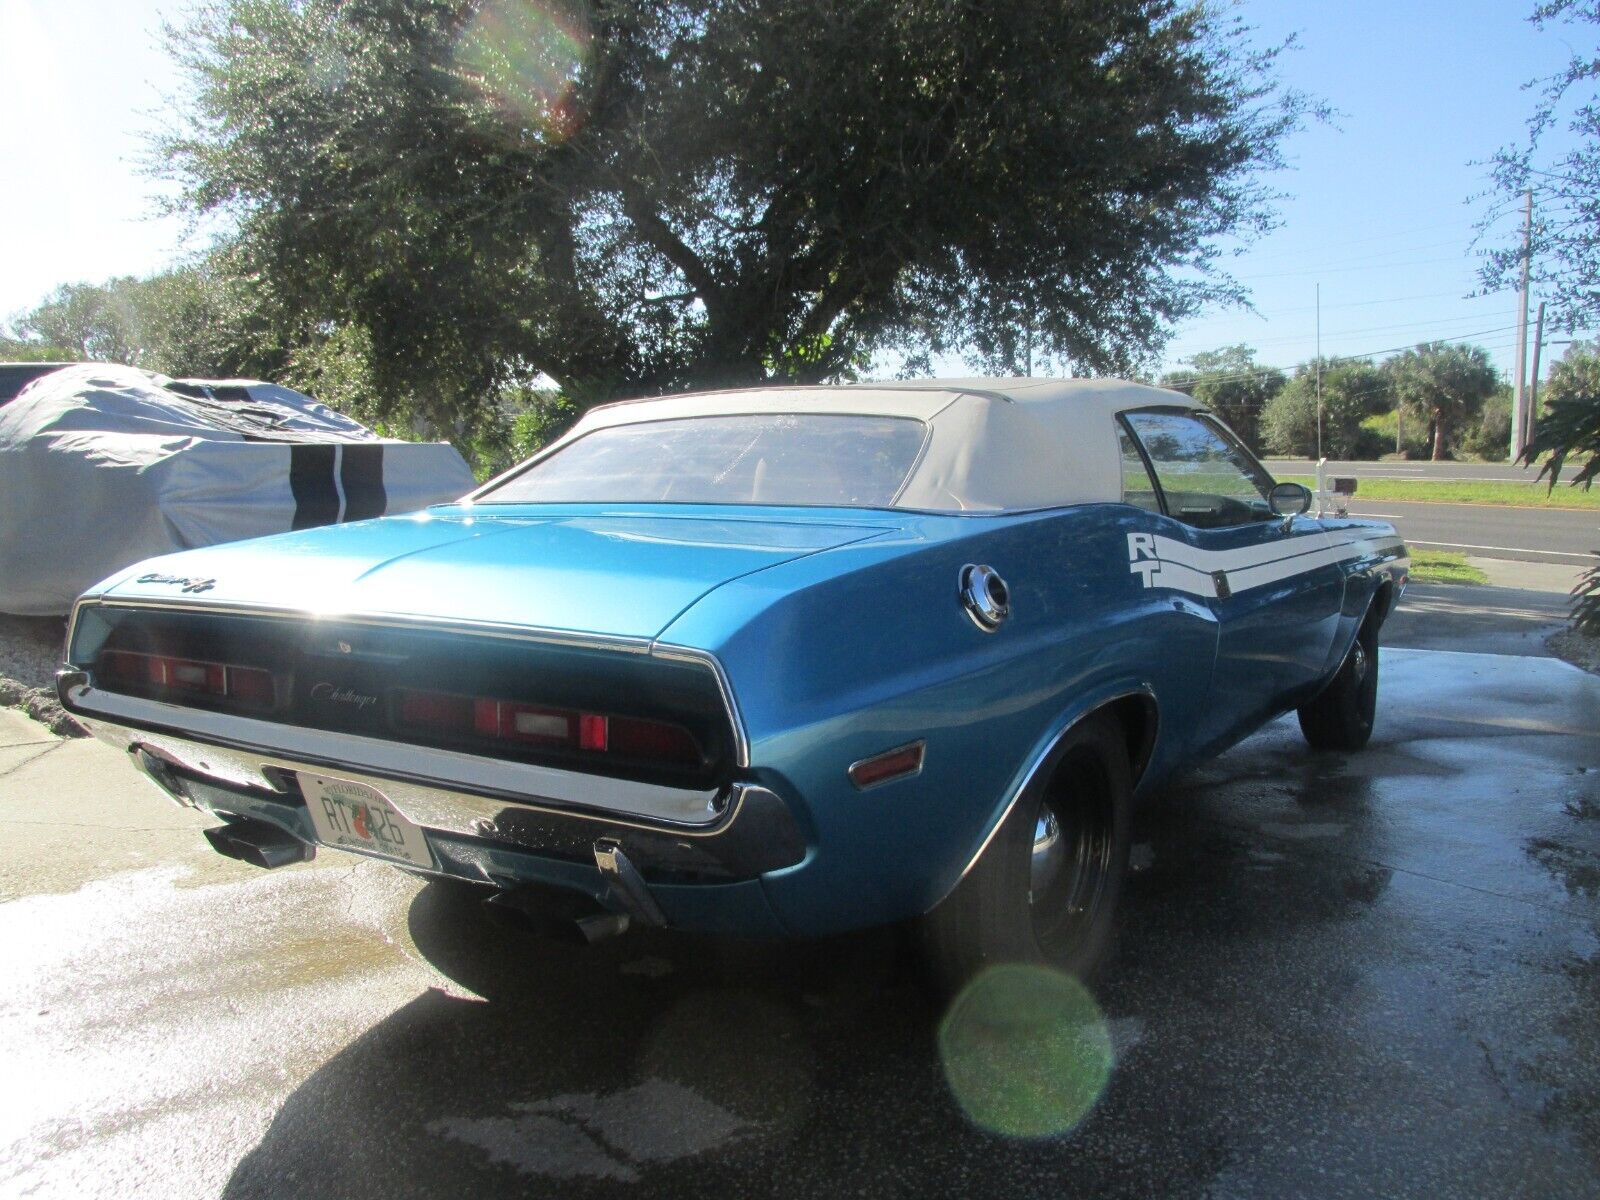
[301,773,433,869]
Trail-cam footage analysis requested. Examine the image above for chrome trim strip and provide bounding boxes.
[66,683,731,829]
[942,688,1154,902]
[69,596,655,655]
[650,642,750,768]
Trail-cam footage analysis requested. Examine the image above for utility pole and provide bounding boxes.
[1315,283,1323,461]
[1510,188,1533,460]
[1526,300,1547,452]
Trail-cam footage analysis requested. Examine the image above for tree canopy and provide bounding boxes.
[1528,342,1600,631]
[1480,1,1600,331]
[1259,356,1389,459]
[1530,341,1600,488]
[14,258,277,381]
[1383,342,1499,462]
[156,0,1313,428]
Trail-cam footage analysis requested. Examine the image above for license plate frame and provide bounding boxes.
[300,772,434,869]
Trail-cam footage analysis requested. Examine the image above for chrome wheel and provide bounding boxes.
[920,715,1132,989]
[1348,639,1369,688]
[1027,757,1117,959]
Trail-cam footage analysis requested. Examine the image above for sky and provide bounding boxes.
[0,0,1591,382]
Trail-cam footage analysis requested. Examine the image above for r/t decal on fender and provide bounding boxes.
[1127,533,1161,587]
[1126,530,1405,600]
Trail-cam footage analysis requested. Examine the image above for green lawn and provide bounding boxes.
[1278,475,1600,510]
[1406,550,1488,585]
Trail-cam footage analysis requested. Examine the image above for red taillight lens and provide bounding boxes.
[579,713,609,751]
[225,665,276,707]
[98,649,276,711]
[394,688,700,767]
[609,716,701,766]
[399,688,473,733]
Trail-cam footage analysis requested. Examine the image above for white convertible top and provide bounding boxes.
[508,377,1198,513]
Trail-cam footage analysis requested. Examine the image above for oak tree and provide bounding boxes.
[158,0,1313,428]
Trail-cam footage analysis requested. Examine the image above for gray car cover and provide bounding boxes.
[0,364,477,615]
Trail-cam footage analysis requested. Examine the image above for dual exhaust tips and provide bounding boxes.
[203,818,315,870]
[202,817,658,945]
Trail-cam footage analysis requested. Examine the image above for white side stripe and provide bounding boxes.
[1140,530,1367,574]
[1128,531,1404,598]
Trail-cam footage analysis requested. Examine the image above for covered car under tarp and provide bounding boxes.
[0,364,477,615]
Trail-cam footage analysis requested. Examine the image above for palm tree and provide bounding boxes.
[1524,343,1600,634]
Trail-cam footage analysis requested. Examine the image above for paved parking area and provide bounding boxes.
[2,647,1597,1199]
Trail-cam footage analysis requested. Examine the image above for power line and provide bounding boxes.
[1163,323,1523,387]
[1235,254,1477,282]
[1194,310,1527,352]
[1175,289,1494,323]
[1222,219,1486,265]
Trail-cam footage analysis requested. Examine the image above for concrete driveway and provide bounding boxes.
[2,645,1597,1199]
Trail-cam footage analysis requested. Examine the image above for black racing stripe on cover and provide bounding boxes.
[339,444,388,520]
[208,384,253,402]
[290,444,340,529]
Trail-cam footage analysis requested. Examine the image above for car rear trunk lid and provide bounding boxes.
[94,508,888,640]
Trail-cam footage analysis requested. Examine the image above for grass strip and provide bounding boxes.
[1277,476,1600,510]
[1406,550,1488,585]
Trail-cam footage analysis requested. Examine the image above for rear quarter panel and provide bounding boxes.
[658,504,1221,936]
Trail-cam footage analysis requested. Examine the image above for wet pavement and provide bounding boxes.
[2,648,1598,1198]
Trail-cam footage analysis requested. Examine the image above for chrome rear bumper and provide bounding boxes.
[60,671,805,880]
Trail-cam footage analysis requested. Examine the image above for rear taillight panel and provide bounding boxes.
[395,687,704,770]
[97,648,278,713]
[78,607,733,788]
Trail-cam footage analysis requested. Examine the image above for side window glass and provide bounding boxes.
[1117,424,1162,512]
[1124,411,1273,529]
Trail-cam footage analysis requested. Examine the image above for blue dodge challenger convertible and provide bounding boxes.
[57,378,1407,982]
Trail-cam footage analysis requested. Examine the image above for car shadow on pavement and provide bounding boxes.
[220,880,955,1200]
[214,765,1461,1200]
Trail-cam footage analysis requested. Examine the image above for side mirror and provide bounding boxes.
[1268,481,1313,517]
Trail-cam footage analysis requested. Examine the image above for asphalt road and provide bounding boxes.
[3,628,1598,1199]
[1329,498,1598,565]
[1265,457,1586,485]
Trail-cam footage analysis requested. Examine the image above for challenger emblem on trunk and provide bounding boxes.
[309,682,379,711]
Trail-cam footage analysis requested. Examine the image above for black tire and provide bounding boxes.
[1297,619,1379,751]
[920,715,1132,990]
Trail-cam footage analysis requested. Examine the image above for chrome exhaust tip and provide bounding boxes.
[202,819,315,870]
[483,886,631,945]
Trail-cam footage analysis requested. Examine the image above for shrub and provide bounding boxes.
[1363,408,1435,459]
[1462,388,1512,461]
[1261,359,1388,458]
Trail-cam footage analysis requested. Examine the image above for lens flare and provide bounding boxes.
[937,964,1115,1138]
[454,0,594,143]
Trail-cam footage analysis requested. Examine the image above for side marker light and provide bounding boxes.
[849,740,926,790]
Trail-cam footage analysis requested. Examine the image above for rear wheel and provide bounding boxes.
[921,716,1131,989]
[1298,619,1379,751]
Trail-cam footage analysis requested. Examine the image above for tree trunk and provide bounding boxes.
[1431,407,1446,461]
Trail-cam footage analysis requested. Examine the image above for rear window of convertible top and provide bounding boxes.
[477,413,927,508]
